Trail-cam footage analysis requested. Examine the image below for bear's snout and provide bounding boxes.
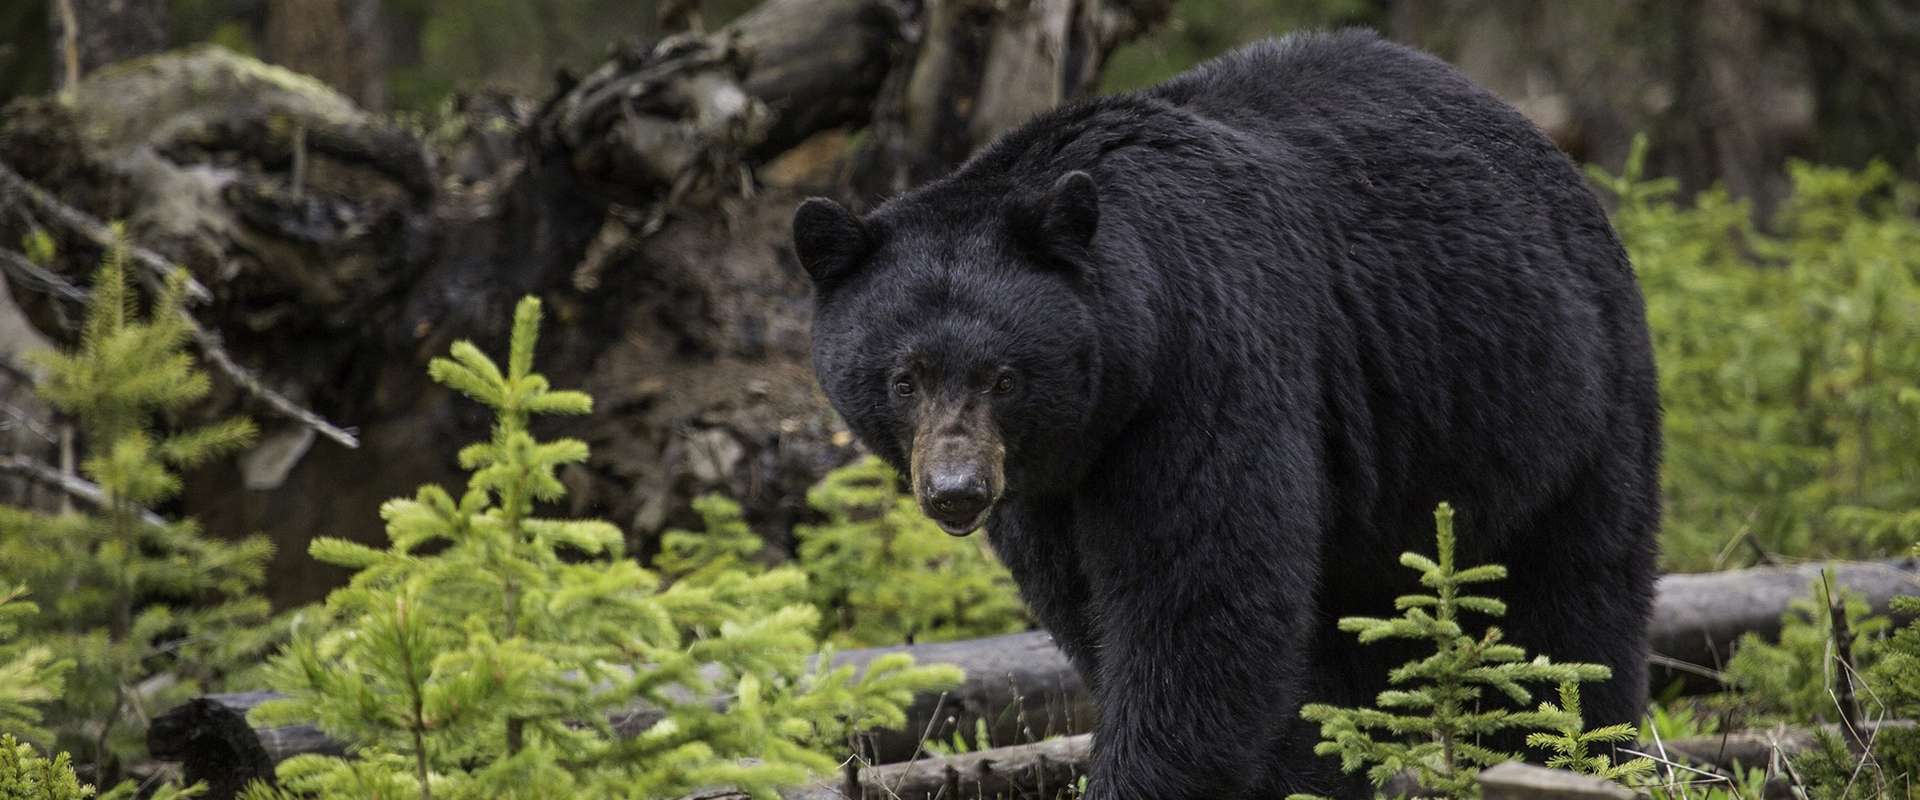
[908,398,1005,536]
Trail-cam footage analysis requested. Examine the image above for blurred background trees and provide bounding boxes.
[7,0,1915,213]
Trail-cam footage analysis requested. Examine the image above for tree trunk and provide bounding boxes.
[47,0,167,90]
[263,0,388,109]
[1387,0,1920,220]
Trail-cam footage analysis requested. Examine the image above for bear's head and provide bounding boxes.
[793,172,1108,536]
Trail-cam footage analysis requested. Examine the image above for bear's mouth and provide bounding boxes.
[924,502,992,537]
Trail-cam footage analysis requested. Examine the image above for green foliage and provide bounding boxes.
[1293,504,1613,798]
[1873,595,1920,715]
[1100,0,1381,92]
[1724,574,1887,721]
[0,734,94,800]
[252,297,960,800]
[1647,762,1771,800]
[1788,726,1920,800]
[1526,684,1657,783]
[1788,593,1920,796]
[1594,139,1920,568]
[794,456,1027,647]
[0,586,68,747]
[1644,701,1719,743]
[664,456,1027,648]
[1717,575,1920,796]
[0,236,267,787]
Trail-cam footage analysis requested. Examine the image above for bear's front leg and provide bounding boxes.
[986,498,1103,688]
[1078,435,1325,798]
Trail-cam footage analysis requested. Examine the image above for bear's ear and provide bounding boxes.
[1014,171,1100,271]
[1042,171,1100,250]
[792,197,870,284]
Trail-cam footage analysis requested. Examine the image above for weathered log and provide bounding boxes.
[148,559,1919,798]
[772,734,1091,800]
[699,721,1920,800]
[1648,558,1919,689]
[1655,720,1915,772]
[1479,762,1637,800]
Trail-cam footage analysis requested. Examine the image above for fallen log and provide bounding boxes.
[148,630,1091,798]
[1653,720,1915,772]
[1478,763,1637,800]
[1649,558,1918,689]
[695,721,1920,800]
[149,558,1918,798]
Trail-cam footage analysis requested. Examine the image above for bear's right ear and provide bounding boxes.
[792,198,870,285]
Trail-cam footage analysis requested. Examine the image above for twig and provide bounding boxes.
[181,317,360,448]
[57,425,74,516]
[0,247,89,305]
[1824,570,1866,746]
[0,159,211,303]
[1647,653,1731,685]
[0,452,169,528]
[0,402,59,445]
[54,0,80,91]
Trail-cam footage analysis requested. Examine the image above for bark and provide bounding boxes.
[145,558,1919,799]
[769,734,1091,800]
[0,0,1170,608]
[1650,559,1918,687]
[1477,763,1636,800]
[47,0,167,90]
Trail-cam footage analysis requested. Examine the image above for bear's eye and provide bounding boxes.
[892,376,915,397]
[992,373,1015,395]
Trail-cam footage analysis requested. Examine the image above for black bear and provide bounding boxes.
[792,29,1660,798]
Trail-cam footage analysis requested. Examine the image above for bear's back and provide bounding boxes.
[1137,32,1654,549]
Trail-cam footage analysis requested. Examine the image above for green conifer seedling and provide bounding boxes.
[0,233,266,789]
[1527,683,1657,782]
[666,456,1028,649]
[0,734,95,800]
[251,297,960,800]
[1292,504,1613,798]
[0,585,68,747]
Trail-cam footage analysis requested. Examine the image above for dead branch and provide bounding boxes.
[178,317,360,450]
[0,247,89,306]
[0,452,169,527]
[0,159,211,304]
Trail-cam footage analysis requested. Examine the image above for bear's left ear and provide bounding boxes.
[792,197,871,285]
[1042,171,1099,250]
[1015,171,1100,270]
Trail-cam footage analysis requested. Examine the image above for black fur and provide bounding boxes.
[797,30,1661,798]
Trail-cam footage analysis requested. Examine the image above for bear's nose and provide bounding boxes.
[925,473,991,526]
